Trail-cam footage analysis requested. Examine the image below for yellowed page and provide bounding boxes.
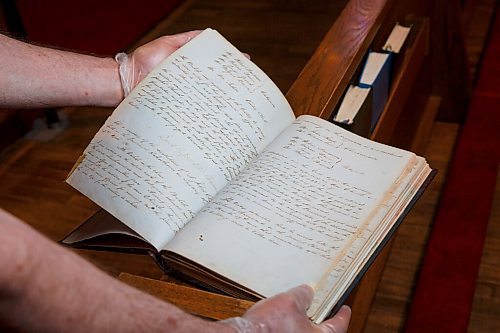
[165,115,415,301]
[66,29,295,250]
[309,157,430,322]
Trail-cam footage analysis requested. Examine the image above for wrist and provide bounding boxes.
[115,52,133,97]
[93,56,124,107]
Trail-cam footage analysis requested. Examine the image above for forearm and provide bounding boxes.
[0,210,233,332]
[0,34,123,108]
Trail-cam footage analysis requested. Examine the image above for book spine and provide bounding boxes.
[148,251,173,274]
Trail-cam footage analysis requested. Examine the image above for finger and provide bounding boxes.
[167,30,204,47]
[318,305,351,333]
[283,284,314,311]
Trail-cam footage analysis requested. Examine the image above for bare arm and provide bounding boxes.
[0,209,350,332]
[0,209,232,332]
[0,31,201,108]
[0,34,123,108]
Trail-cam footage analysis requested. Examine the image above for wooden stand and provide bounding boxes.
[119,273,253,320]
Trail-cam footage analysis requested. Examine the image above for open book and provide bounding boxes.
[63,28,434,323]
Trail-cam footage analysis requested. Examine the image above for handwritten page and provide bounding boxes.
[309,157,429,322]
[165,115,414,299]
[66,29,295,250]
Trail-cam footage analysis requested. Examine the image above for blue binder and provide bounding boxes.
[358,51,393,132]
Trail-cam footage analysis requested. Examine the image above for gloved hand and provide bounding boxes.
[220,285,351,333]
[115,30,202,96]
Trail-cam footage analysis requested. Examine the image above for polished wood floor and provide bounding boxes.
[0,1,497,332]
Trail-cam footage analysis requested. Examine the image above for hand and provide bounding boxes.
[220,285,351,333]
[115,30,202,96]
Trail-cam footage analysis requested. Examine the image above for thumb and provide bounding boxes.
[165,30,203,47]
[131,30,203,83]
[284,284,315,311]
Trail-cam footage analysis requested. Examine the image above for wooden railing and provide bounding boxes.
[287,0,393,119]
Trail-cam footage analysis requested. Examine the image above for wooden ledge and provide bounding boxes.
[119,272,254,320]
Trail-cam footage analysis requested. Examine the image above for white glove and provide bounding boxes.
[219,285,351,333]
[114,30,201,97]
